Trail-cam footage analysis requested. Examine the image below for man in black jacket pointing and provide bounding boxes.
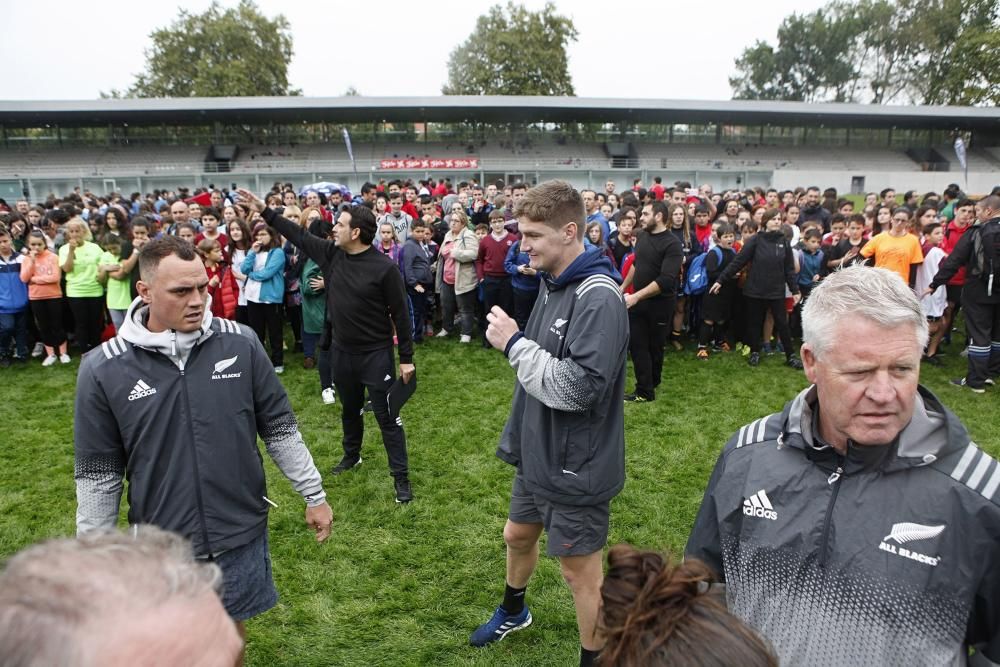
[238,189,415,504]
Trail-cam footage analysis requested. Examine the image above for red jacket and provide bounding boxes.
[941,221,971,286]
[206,265,238,319]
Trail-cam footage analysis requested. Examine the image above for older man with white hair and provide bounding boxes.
[686,265,1000,667]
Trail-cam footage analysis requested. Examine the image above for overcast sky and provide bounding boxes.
[5,0,831,101]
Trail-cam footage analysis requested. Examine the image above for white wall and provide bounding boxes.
[770,170,999,196]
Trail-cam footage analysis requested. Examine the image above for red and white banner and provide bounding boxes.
[379,157,479,170]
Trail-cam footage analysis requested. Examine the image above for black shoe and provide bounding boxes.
[950,378,985,394]
[922,354,942,367]
[786,356,803,370]
[332,456,362,475]
[394,478,413,503]
[748,352,760,367]
[623,393,650,403]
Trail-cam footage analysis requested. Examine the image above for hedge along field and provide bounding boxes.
[1,330,996,666]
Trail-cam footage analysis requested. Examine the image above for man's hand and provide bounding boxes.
[624,292,640,309]
[486,306,519,351]
[236,188,266,213]
[305,502,333,542]
[308,276,324,291]
[792,293,802,306]
[400,363,415,384]
[921,286,935,297]
[414,284,425,293]
[708,282,722,295]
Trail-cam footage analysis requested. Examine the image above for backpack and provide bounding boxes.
[684,246,723,296]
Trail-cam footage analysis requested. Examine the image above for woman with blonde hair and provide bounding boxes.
[435,209,479,343]
[58,217,106,353]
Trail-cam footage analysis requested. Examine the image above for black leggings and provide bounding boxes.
[747,297,793,358]
[67,296,105,353]
[247,301,284,367]
[31,298,67,348]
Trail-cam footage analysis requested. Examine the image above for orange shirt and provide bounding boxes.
[860,232,923,284]
[19,250,63,300]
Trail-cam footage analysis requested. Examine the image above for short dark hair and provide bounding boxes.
[138,235,197,281]
[347,205,378,245]
[923,221,942,236]
[716,223,736,237]
[647,200,670,222]
[803,228,823,242]
[848,213,866,226]
[201,206,220,220]
[388,191,403,201]
[361,182,376,195]
[830,213,847,225]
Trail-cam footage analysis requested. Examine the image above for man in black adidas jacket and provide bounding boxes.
[687,265,1000,667]
[75,236,333,630]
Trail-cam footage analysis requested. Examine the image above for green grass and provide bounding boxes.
[1,330,997,666]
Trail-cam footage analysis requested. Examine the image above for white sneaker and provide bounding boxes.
[435,329,449,338]
[460,334,472,344]
[274,365,285,374]
[321,387,336,405]
[59,354,71,364]
[32,342,45,358]
[41,355,57,367]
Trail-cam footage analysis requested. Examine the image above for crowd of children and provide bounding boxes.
[0,179,988,394]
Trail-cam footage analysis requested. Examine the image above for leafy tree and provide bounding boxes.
[731,0,1000,106]
[108,0,298,98]
[443,2,577,96]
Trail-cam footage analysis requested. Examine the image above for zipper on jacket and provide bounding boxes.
[177,354,213,555]
[818,458,844,568]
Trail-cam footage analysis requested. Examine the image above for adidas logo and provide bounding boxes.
[743,489,777,520]
[128,379,157,401]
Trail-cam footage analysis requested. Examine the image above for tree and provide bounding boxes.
[108,0,298,98]
[731,0,1000,106]
[443,2,577,96]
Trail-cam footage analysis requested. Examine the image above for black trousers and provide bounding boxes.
[628,296,673,400]
[481,275,514,341]
[67,296,104,353]
[747,297,793,358]
[247,301,284,367]
[330,345,409,479]
[512,287,538,331]
[285,303,302,344]
[962,298,1000,388]
[31,298,67,348]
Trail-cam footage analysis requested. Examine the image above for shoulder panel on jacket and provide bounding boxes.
[946,442,1000,504]
[99,336,131,360]
[212,318,248,336]
[735,412,782,449]
[575,274,623,302]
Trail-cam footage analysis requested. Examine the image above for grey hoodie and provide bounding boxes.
[75,298,326,556]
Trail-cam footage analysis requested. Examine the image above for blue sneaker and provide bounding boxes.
[469,605,532,647]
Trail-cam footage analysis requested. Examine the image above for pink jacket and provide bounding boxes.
[20,251,63,300]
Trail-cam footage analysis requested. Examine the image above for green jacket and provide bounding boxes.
[300,259,326,334]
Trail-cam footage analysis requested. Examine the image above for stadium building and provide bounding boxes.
[1,96,998,201]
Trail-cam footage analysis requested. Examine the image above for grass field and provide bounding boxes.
[1,329,997,666]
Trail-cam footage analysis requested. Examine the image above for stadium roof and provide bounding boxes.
[0,96,997,131]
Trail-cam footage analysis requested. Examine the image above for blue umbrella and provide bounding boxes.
[299,182,352,199]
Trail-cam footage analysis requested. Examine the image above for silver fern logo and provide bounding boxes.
[211,355,241,380]
[878,522,944,567]
[884,523,945,544]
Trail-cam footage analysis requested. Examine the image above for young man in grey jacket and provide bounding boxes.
[471,180,629,667]
[74,236,333,640]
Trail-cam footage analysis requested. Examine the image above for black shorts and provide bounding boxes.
[508,474,609,558]
[212,530,278,621]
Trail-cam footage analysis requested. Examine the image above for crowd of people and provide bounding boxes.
[1,173,999,666]
[2,177,998,395]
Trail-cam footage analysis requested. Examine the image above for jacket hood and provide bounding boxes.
[118,296,214,369]
[543,246,622,291]
[780,384,968,471]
